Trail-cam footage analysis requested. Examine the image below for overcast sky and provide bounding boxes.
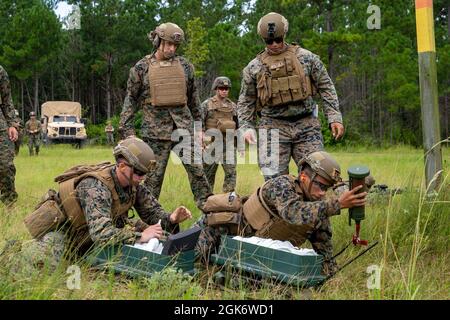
[54,1,72,19]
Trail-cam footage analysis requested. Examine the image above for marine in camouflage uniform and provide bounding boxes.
[238,12,344,181]
[202,77,238,193]
[197,151,368,276]
[105,121,115,145]
[0,65,19,205]
[19,138,192,270]
[119,22,212,208]
[25,112,42,156]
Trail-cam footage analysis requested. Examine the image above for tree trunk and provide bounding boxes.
[72,65,75,101]
[51,69,54,101]
[91,73,96,124]
[24,80,33,112]
[21,81,24,123]
[41,79,48,102]
[105,53,113,120]
[326,6,334,79]
[34,75,39,114]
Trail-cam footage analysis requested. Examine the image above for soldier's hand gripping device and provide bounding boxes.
[348,166,370,246]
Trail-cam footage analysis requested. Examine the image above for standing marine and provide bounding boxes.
[237,12,344,180]
[105,120,115,145]
[119,22,212,208]
[25,111,42,156]
[202,76,238,193]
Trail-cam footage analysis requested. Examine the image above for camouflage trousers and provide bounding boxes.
[194,214,253,264]
[195,211,338,276]
[28,134,41,156]
[203,139,236,193]
[16,231,66,272]
[142,138,212,209]
[0,131,18,204]
[106,132,114,145]
[257,115,324,181]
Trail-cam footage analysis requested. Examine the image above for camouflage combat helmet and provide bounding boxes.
[298,151,342,184]
[257,12,289,40]
[149,22,185,48]
[113,137,156,174]
[29,111,36,117]
[212,76,232,91]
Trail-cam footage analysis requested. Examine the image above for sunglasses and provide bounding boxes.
[265,37,283,45]
[122,161,147,177]
[217,87,229,91]
[312,179,331,192]
[132,168,147,177]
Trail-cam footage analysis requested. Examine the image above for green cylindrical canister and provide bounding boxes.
[348,166,370,225]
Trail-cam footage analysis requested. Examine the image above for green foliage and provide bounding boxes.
[184,17,209,77]
[86,113,142,144]
[141,268,202,299]
[0,0,448,143]
[0,0,62,80]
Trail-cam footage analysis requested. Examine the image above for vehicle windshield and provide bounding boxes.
[53,116,77,122]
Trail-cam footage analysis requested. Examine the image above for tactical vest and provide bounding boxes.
[27,119,40,132]
[205,97,236,133]
[242,176,314,247]
[58,164,136,236]
[256,45,317,109]
[147,56,187,108]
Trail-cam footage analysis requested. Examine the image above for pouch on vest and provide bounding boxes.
[242,188,272,230]
[206,211,242,235]
[258,45,317,108]
[256,69,271,110]
[278,76,291,103]
[217,119,236,133]
[203,192,241,212]
[148,58,187,108]
[255,217,313,247]
[270,79,283,107]
[24,190,66,239]
[206,212,241,227]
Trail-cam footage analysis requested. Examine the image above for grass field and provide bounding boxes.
[0,144,448,300]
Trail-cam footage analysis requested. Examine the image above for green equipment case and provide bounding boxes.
[87,244,196,278]
[211,236,326,287]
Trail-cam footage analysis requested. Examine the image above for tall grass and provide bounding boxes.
[0,144,448,299]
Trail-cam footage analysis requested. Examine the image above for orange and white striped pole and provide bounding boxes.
[415,0,442,192]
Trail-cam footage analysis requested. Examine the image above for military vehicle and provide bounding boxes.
[41,101,87,147]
